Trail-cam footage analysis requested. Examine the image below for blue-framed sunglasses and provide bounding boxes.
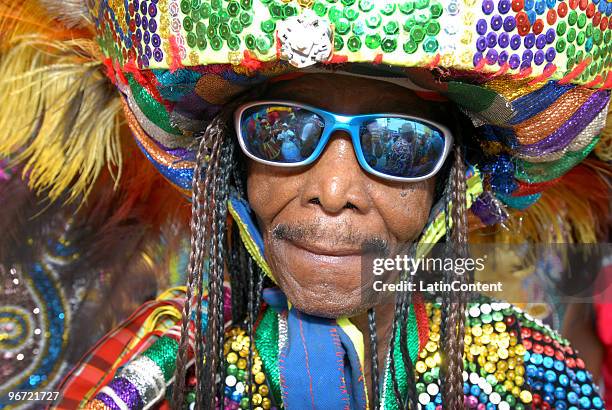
[234,101,453,182]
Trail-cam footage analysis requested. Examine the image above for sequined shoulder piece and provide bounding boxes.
[413,300,604,410]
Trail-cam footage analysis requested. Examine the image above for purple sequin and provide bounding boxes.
[140,0,147,15]
[486,49,499,64]
[471,192,508,225]
[503,15,516,31]
[477,19,488,35]
[536,34,547,49]
[487,32,498,48]
[473,52,484,66]
[107,377,144,409]
[491,14,503,30]
[477,36,487,52]
[545,47,556,62]
[152,33,161,47]
[510,34,521,50]
[509,53,521,69]
[498,32,509,48]
[144,31,150,44]
[499,0,511,13]
[545,27,556,44]
[517,92,610,156]
[534,50,545,65]
[499,50,509,64]
[522,49,533,62]
[482,0,494,14]
[145,44,152,58]
[142,15,148,29]
[149,17,158,32]
[524,33,536,48]
[154,47,164,62]
[95,393,122,410]
[148,3,157,17]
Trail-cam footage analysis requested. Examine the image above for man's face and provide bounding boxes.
[246,74,443,318]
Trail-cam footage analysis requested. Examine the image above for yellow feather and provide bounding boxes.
[0,2,122,203]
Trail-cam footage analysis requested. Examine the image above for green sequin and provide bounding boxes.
[197,36,207,50]
[365,33,381,49]
[556,38,566,52]
[228,35,241,50]
[556,21,566,36]
[577,13,587,29]
[568,10,578,26]
[209,13,220,26]
[422,36,438,52]
[207,25,217,38]
[430,2,442,18]
[313,1,328,16]
[352,21,366,35]
[410,25,425,42]
[180,0,191,14]
[240,0,253,9]
[183,15,194,32]
[187,31,197,47]
[567,27,576,42]
[336,17,351,34]
[403,39,417,53]
[261,19,276,33]
[384,21,399,35]
[415,0,429,9]
[219,23,231,39]
[341,0,356,5]
[381,37,397,52]
[230,19,243,34]
[381,2,397,15]
[347,35,362,51]
[425,20,440,35]
[239,11,253,26]
[227,1,241,17]
[211,0,222,10]
[358,0,375,12]
[344,7,359,20]
[399,1,415,14]
[366,14,381,28]
[196,21,207,37]
[200,3,211,18]
[210,36,223,50]
[328,6,342,22]
[334,35,344,51]
[577,31,586,46]
[245,33,256,49]
[255,34,273,52]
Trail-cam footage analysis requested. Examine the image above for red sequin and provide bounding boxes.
[521,327,532,338]
[566,357,576,368]
[579,0,588,11]
[558,2,568,17]
[544,345,554,356]
[601,16,609,31]
[512,0,524,12]
[594,12,601,26]
[569,0,579,9]
[533,343,544,354]
[533,19,544,34]
[532,393,542,406]
[576,358,586,368]
[586,3,595,17]
[533,331,543,341]
[555,350,565,361]
[543,335,552,344]
[547,9,557,25]
[523,339,533,350]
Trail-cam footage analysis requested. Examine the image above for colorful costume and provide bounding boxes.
[0,0,611,409]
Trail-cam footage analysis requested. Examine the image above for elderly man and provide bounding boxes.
[0,0,609,409]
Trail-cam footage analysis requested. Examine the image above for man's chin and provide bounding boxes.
[280,283,369,319]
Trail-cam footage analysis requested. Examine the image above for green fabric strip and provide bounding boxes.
[254,307,283,406]
[515,136,599,183]
[382,305,421,410]
[446,82,514,125]
[128,75,181,135]
[142,336,179,382]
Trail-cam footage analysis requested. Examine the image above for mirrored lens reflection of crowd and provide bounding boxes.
[244,107,323,163]
[361,119,444,177]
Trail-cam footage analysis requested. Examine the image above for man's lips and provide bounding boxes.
[285,238,364,257]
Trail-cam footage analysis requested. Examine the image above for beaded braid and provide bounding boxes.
[172,118,224,408]
[367,308,380,410]
[440,142,469,409]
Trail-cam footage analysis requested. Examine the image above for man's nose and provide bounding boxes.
[300,132,371,214]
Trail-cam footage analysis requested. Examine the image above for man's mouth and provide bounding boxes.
[286,237,364,257]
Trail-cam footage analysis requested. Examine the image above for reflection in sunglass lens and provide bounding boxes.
[359,118,445,178]
[240,105,324,163]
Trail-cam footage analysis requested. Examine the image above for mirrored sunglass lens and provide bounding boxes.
[240,105,324,163]
[359,118,446,178]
